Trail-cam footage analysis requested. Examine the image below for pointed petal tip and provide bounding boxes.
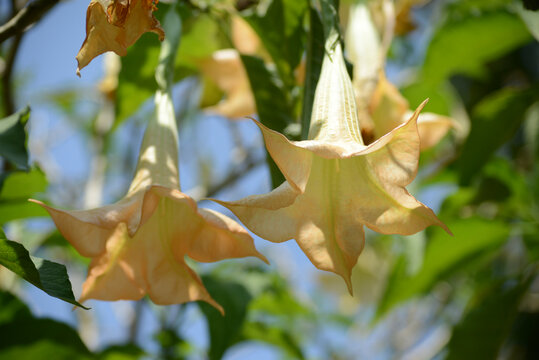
[256,252,270,265]
[204,298,225,316]
[338,270,354,296]
[76,68,81,78]
[345,278,354,297]
[440,221,453,237]
[28,198,42,205]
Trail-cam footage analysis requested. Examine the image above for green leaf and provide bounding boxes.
[0,168,48,224]
[0,291,91,360]
[318,0,340,40]
[0,167,46,200]
[243,0,307,87]
[198,276,252,360]
[241,270,310,359]
[242,321,305,360]
[0,235,87,309]
[99,344,145,360]
[0,291,31,325]
[241,55,294,132]
[0,106,30,170]
[377,218,510,319]
[116,5,224,125]
[457,86,537,185]
[241,54,292,187]
[446,276,532,360]
[300,7,324,140]
[422,11,532,86]
[115,32,161,125]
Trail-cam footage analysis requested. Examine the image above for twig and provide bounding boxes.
[2,0,25,117]
[2,33,22,116]
[128,299,145,344]
[206,153,265,198]
[187,153,265,202]
[0,0,61,44]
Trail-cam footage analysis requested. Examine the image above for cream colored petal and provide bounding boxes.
[190,208,268,264]
[217,171,365,292]
[79,217,223,313]
[79,223,144,302]
[231,16,261,55]
[29,194,144,257]
[346,2,384,100]
[212,182,299,243]
[292,158,367,293]
[363,103,422,188]
[368,72,409,139]
[357,104,450,234]
[33,185,268,313]
[413,111,454,150]
[342,156,448,235]
[225,101,449,291]
[253,101,427,191]
[76,0,164,74]
[200,49,255,118]
[252,121,314,192]
[208,90,256,119]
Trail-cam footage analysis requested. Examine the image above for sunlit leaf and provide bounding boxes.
[241,54,292,187]
[377,218,510,318]
[0,231,87,309]
[0,106,30,170]
[0,291,91,359]
[242,321,305,360]
[422,11,532,86]
[457,86,537,185]
[300,7,324,139]
[116,5,224,125]
[198,276,252,360]
[98,343,145,360]
[243,0,307,86]
[446,276,532,360]
[0,168,48,224]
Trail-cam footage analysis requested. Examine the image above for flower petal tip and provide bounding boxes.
[203,298,225,316]
[440,222,453,237]
[344,276,354,297]
[257,252,270,265]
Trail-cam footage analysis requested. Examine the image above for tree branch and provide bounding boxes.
[187,153,265,202]
[2,33,22,116]
[206,154,264,197]
[0,0,61,44]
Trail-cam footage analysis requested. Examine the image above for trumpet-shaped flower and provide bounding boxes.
[368,73,454,150]
[346,0,453,149]
[200,49,256,118]
[213,38,450,292]
[31,87,267,312]
[76,0,165,75]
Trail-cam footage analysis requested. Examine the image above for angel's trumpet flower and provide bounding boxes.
[214,35,450,292]
[199,49,256,119]
[346,0,453,149]
[76,0,165,75]
[33,10,266,311]
[369,73,454,150]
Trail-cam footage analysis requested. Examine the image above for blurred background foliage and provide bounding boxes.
[0,0,538,359]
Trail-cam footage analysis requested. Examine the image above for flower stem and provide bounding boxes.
[128,3,183,194]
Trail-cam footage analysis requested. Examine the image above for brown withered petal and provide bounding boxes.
[76,0,165,75]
